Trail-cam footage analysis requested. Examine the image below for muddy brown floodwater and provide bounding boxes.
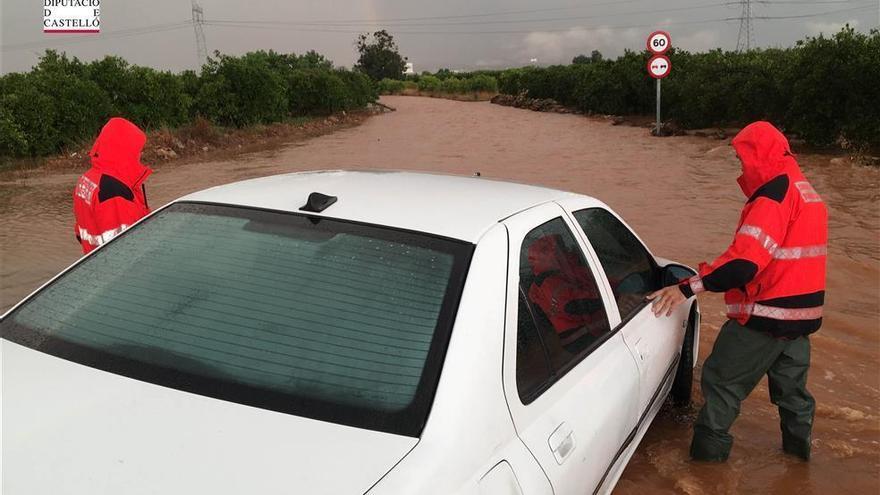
[1,95,878,493]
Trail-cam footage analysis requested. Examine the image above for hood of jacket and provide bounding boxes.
[731,121,798,198]
[528,234,565,276]
[89,117,152,187]
[527,235,592,285]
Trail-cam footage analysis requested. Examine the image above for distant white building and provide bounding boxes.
[404,62,415,75]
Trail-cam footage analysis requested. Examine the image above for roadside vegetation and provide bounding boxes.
[0,49,376,161]
[382,27,879,151]
[1,26,876,162]
[498,27,878,151]
[379,72,498,100]
[355,30,408,82]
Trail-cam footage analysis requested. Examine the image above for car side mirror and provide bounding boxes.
[661,264,697,287]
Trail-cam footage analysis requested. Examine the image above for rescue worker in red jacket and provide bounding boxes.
[73,118,153,254]
[648,121,827,462]
[527,234,607,354]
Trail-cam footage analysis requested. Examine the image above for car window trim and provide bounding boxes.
[1,201,476,438]
[513,214,623,405]
[516,287,555,404]
[186,200,478,245]
[506,205,654,405]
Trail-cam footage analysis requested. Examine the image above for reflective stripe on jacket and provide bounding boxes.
[679,122,828,338]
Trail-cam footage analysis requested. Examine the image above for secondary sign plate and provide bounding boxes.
[647,55,671,79]
[647,30,671,54]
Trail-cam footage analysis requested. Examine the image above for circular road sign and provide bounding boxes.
[647,55,671,79]
[647,30,671,54]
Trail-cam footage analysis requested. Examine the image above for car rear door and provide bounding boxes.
[501,202,640,495]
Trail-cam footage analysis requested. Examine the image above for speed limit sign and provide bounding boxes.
[647,30,671,135]
[647,30,671,54]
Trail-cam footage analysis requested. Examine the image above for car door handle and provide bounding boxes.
[638,342,650,362]
[631,337,649,362]
[625,335,646,362]
[548,422,576,465]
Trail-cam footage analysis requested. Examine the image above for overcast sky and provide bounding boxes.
[1,0,877,74]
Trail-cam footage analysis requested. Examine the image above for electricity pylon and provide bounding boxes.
[191,0,207,67]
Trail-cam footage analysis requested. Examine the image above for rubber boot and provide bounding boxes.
[768,335,815,461]
[690,319,786,461]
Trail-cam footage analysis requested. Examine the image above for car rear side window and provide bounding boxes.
[0,203,472,437]
[572,208,660,321]
[515,290,552,402]
[516,217,611,401]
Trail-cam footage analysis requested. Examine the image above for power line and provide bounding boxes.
[1,2,870,55]
[266,0,646,25]
[229,0,854,26]
[207,2,735,29]
[752,3,873,17]
[740,2,872,48]
[753,0,854,3]
[203,17,732,36]
[1,21,192,52]
[201,3,874,36]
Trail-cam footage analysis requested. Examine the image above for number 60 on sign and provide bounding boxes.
[647,31,671,55]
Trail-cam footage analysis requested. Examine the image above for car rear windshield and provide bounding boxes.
[1,202,472,437]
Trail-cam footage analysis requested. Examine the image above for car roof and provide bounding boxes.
[178,170,580,242]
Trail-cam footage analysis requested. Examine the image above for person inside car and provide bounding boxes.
[526,234,608,354]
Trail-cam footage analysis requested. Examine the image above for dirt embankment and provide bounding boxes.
[387,88,497,101]
[1,95,878,494]
[490,93,574,113]
[490,93,741,139]
[1,111,378,177]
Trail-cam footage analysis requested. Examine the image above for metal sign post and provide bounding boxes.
[647,54,671,134]
[646,31,671,135]
[656,79,661,135]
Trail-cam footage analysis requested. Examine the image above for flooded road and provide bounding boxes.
[1,95,878,493]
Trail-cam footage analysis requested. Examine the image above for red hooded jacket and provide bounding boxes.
[73,118,153,254]
[527,235,607,346]
[679,121,828,338]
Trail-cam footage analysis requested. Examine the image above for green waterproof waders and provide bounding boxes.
[691,319,815,461]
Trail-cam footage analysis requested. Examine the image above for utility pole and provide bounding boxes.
[191,0,207,67]
[736,0,755,52]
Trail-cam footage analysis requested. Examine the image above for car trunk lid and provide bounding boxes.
[1,340,417,495]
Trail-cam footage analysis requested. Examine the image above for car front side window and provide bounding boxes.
[572,208,660,321]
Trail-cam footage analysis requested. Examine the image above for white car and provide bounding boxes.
[1,171,699,495]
